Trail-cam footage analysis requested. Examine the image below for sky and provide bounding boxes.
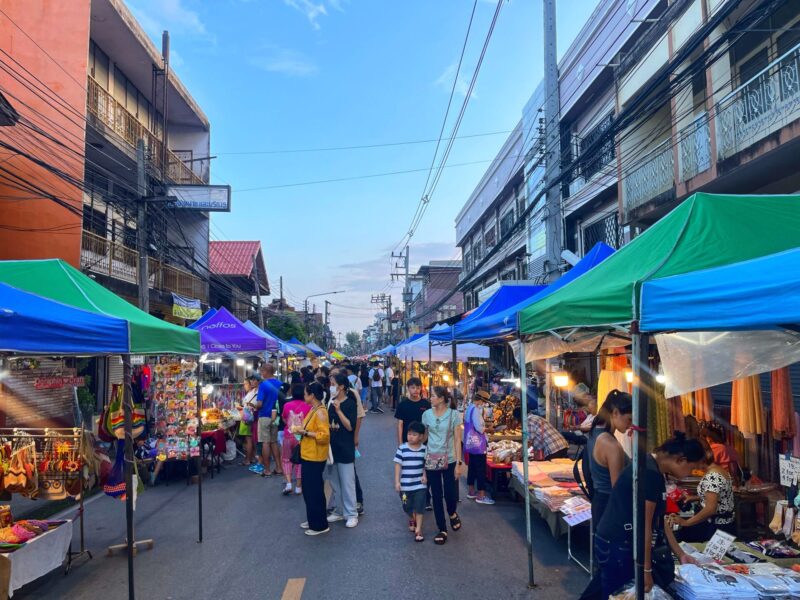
[126,0,600,340]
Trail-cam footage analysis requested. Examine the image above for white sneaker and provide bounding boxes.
[327,513,345,523]
[300,521,309,529]
[304,528,330,536]
[476,496,496,505]
[282,483,292,496]
[295,487,302,495]
[345,517,359,528]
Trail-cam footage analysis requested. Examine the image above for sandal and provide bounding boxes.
[450,513,462,531]
[408,520,416,532]
[434,531,447,545]
[415,533,424,543]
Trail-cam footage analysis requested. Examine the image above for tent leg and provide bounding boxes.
[196,357,203,543]
[451,341,457,403]
[631,328,650,600]
[428,341,432,391]
[518,341,535,588]
[122,356,135,600]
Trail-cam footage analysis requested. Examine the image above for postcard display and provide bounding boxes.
[151,358,200,461]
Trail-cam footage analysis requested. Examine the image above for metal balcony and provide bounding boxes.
[622,139,674,221]
[679,113,711,181]
[80,230,208,303]
[86,76,204,185]
[716,41,800,161]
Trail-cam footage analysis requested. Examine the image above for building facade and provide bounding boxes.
[208,241,269,323]
[407,260,464,332]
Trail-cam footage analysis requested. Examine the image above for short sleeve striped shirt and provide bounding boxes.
[393,443,427,492]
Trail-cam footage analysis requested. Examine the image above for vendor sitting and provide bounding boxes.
[670,446,736,542]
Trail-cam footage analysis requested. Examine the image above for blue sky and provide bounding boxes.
[127,0,599,337]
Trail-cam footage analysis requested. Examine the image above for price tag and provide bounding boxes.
[703,530,736,561]
[779,455,800,487]
[562,510,591,527]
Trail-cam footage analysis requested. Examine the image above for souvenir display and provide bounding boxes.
[151,357,199,460]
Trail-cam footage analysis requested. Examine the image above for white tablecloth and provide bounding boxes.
[1,520,72,597]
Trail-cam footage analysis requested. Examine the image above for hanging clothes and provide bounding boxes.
[680,393,695,418]
[597,370,629,410]
[771,368,796,439]
[794,413,800,457]
[667,396,685,433]
[731,375,765,435]
[695,388,713,423]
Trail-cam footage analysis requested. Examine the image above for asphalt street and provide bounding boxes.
[17,409,591,600]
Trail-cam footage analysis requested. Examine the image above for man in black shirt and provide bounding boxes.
[394,377,431,444]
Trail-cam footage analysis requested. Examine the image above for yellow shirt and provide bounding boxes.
[300,406,330,462]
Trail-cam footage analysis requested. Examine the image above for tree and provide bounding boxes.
[344,331,362,355]
[267,313,307,343]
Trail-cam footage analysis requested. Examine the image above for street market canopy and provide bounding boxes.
[519,193,800,338]
[191,308,217,328]
[0,282,131,354]
[452,242,615,343]
[288,337,314,356]
[189,307,278,354]
[242,321,297,355]
[396,333,489,362]
[330,350,345,361]
[640,248,800,397]
[305,342,327,357]
[0,259,199,354]
[375,344,395,356]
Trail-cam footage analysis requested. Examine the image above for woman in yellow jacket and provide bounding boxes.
[297,381,331,535]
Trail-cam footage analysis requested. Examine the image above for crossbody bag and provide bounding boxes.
[425,410,455,471]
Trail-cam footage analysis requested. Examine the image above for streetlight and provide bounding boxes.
[304,290,346,343]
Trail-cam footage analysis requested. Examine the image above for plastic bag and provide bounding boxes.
[221,440,237,462]
[610,583,671,600]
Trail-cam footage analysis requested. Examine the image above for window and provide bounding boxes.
[89,41,109,89]
[82,205,106,237]
[484,225,496,249]
[579,114,615,180]
[499,210,515,238]
[583,212,623,252]
[472,239,482,265]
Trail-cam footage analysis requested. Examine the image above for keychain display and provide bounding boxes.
[151,357,199,461]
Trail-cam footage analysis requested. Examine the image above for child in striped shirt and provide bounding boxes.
[393,421,427,542]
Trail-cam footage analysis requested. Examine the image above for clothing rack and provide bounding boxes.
[0,427,92,570]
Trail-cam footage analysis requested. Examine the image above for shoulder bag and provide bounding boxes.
[424,410,454,471]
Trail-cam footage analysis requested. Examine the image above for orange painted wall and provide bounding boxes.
[0,0,90,267]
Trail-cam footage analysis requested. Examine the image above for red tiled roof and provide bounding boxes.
[209,241,269,293]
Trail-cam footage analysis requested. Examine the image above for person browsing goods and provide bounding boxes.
[257,363,284,477]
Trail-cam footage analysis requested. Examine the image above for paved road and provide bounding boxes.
[18,410,590,599]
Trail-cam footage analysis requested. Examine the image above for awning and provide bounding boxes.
[305,342,327,357]
[0,282,130,354]
[242,321,297,355]
[520,193,800,336]
[396,334,489,361]
[374,344,395,356]
[189,307,278,354]
[0,259,200,354]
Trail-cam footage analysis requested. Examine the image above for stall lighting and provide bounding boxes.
[438,365,444,372]
[656,374,666,384]
[202,384,214,395]
[553,372,570,388]
[199,353,209,363]
[236,359,245,367]
[201,410,208,419]
[442,374,450,382]
[214,358,222,364]
[625,370,634,384]
[500,377,521,389]
[468,369,473,376]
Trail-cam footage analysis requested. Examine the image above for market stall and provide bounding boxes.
[0,259,202,600]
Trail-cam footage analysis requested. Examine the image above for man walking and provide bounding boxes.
[368,362,384,413]
[256,363,284,476]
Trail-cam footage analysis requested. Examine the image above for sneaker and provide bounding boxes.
[282,483,292,496]
[369,409,379,414]
[345,517,359,528]
[304,528,330,536]
[425,504,433,512]
[295,487,302,495]
[466,492,478,499]
[327,513,345,523]
[300,521,309,529]
[476,496,496,505]
[356,503,364,516]
[251,464,264,474]
[375,407,385,414]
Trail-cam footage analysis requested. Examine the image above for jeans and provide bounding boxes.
[301,460,327,531]
[359,387,369,406]
[326,462,357,518]
[595,534,633,598]
[427,462,458,532]
[466,453,487,492]
[591,491,611,530]
[369,386,383,410]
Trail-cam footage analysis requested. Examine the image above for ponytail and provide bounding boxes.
[305,381,326,403]
[592,389,632,434]
[432,385,456,409]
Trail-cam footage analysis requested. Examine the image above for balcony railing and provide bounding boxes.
[622,139,674,220]
[679,113,711,181]
[81,230,208,303]
[86,76,204,185]
[716,41,800,161]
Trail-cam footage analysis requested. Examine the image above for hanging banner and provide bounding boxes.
[172,293,202,320]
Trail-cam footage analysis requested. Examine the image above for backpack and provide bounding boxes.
[372,369,382,383]
[573,443,594,500]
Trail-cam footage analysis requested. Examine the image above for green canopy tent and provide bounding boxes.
[516,193,800,597]
[0,259,202,600]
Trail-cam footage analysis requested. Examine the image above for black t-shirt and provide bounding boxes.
[329,394,357,464]
[394,397,432,442]
[595,454,666,545]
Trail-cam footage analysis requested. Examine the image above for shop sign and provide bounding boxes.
[34,375,86,390]
[167,185,231,212]
[779,454,800,486]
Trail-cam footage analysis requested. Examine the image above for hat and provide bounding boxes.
[473,390,491,403]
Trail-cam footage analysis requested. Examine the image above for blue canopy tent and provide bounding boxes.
[305,342,328,357]
[374,344,395,356]
[242,321,298,355]
[288,337,314,356]
[395,333,425,348]
[447,242,616,343]
[0,282,131,354]
[640,248,800,398]
[191,308,217,329]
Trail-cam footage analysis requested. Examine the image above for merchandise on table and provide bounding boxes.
[671,563,800,599]
[488,440,522,464]
[151,357,200,460]
[493,395,521,430]
[0,518,66,552]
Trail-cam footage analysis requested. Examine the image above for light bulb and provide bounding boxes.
[553,372,570,388]
[625,370,634,384]
[236,358,245,367]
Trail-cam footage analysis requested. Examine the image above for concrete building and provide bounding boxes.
[407,260,464,331]
[0,0,212,322]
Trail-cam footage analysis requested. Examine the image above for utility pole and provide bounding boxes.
[160,31,170,180]
[391,246,410,339]
[324,300,330,349]
[279,276,284,309]
[136,140,149,313]
[542,0,562,283]
[303,299,309,340]
[252,254,264,329]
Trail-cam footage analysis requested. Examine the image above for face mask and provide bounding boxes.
[330,386,337,397]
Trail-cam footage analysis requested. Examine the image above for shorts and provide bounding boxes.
[258,418,279,443]
[238,421,252,437]
[400,488,427,516]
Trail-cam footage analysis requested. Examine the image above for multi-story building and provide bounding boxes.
[0,0,212,322]
[407,260,464,331]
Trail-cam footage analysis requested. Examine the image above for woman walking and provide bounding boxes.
[326,372,359,528]
[238,374,260,467]
[281,383,311,495]
[298,382,330,536]
[465,390,493,505]
[422,386,463,545]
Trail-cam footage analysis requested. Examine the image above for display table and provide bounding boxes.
[689,540,800,569]
[509,476,569,538]
[0,520,73,598]
[486,458,512,498]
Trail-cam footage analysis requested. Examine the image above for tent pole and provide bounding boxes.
[517,339,535,588]
[631,325,649,600]
[451,337,457,402]
[122,355,135,600]
[196,358,203,543]
[428,340,432,391]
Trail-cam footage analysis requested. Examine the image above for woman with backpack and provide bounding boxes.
[465,390,494,505]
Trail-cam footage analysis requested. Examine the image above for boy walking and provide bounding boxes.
[393,421,427,542]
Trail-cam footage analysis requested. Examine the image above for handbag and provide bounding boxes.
[290,444,301,465]
[464,406,487,455]
[424,410,454,471]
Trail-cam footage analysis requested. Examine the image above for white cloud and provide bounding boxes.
[127,0,214,44]
[250,48,318,77]
[282,0,328,30]
[328,0,346,12]
[434,62,476,99]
